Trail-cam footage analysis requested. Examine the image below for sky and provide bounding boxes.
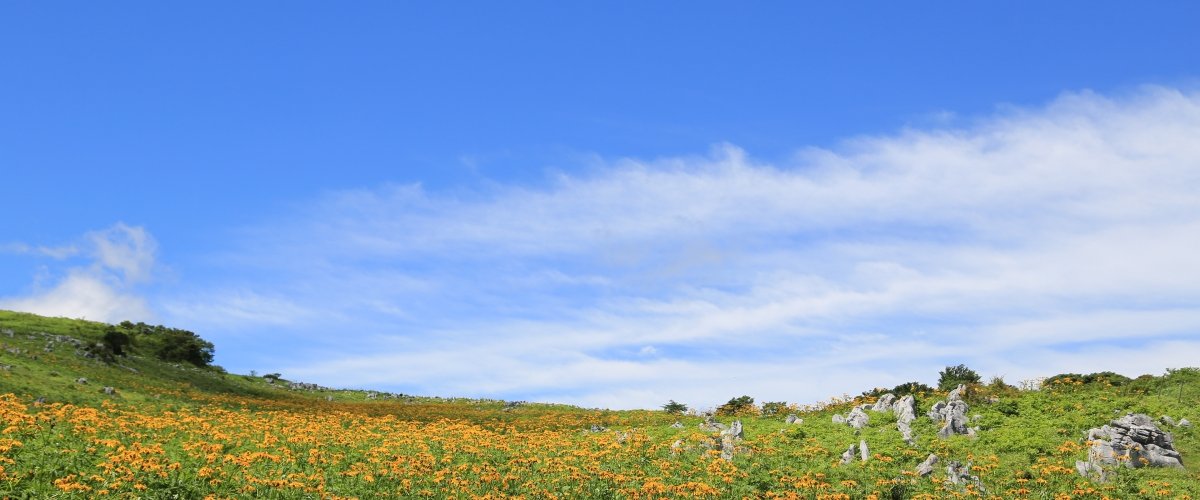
[2,2,1199,409]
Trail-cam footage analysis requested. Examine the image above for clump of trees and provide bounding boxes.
[111,321,215,367]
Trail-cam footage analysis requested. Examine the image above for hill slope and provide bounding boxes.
[1,310,1197,498]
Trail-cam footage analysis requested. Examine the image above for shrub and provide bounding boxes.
[760,401,790,417]
[891,381,935,396]
[938,364,981,391]
[662,400,688,415]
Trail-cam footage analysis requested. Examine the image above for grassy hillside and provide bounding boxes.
[1,310,1197,498]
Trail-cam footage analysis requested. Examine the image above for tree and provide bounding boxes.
[154,328,215,367]
[716,395,756,416]
[761,401,790,417]
[102,328,131,356]
[938,364,981,391]
[662,400,688,415]
[891,381,935,396]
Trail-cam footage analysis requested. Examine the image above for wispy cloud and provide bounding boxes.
[0,223,157,323]
[63,87,1200,409]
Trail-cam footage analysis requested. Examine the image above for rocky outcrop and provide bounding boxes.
[839,443,857,465]
[929,385,977,438]
[699,415,728,432]
[785,414,801,424]
[915,454,938,477]
[846,405,870,430]
[871,393,897,412]
[719,420,745,460]
[1076,413,1183,481]
[894,395,917,445]
[859,439,869,462]
[946,460,984,492]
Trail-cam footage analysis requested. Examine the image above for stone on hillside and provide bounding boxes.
[365,392,377,400]
[946,460,983,491]
[915,454,938,477]
[947,383,966,401]
[846,405,870,430]
[859,439,869,462]
[35,396,46,404]
[929,390,972,439]
[1160,415,1178,427]
[325,395,334,402]
[670,421,684,429]
[1077,413,1183,480]
[699,415,728,432]
[832,414,846,424]
[719,420,746,460]
[1179,418,1192,428]
[75,377,87,384]
[102,386,115,395]
[839,443,857,465]
[894,395,918,445]
[785,414,800,424]
[1,328,12,337]
[588,424,608,433]
[871,393,897,412]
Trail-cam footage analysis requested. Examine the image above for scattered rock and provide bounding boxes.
[588,424,608,433]
[1160,415,1177,427]
[870,393,897,412]
[846,405,870,430]
[839,443,857,465]
[894,395,917,445]
[326,395,334,402]
[365,392,377,400]
[946,460,984,491]
[1179,418,1192,428]
[1077,413,1183,479]
[832,414,846,424]
[101,386,115,395]
[785,414,801,425]
[1,328,12,337]
[670,421,684,429]
[75,377,88,385]
[859,439,870,462]
[35,396,46,404]
[699,415,728,432]
[719,420,745,460]
[915,454,938,477]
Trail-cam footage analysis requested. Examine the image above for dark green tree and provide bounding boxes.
[716,395,755,416]
[662,400,688,415]
[154,328,215,367]
[102,328,132,356]
[938,364,981,391]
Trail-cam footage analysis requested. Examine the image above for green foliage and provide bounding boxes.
[760,401,789,417]
[661,400,688,415]
[890,381,935,396]
[1044,371,1133,389]
[937,363,981,390]
[716,395,755,416]
[102,327,131,356]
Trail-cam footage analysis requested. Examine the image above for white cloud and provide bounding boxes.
[0,223,158,324]
[176,86,1200,408]
[0,270,151,323]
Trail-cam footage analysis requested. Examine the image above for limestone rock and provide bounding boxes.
[1078,413,1184,481]
[915,454,938,477]
[785,414,801,424]
[870,393,897,412]
[839,443,857,465]
[846,405,870,430]
[670,421,684,429]
[1179,418,1192,428]
[859,439,869,462]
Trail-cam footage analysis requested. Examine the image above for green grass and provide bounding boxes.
[1,309,1198,498]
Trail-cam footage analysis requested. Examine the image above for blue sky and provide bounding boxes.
[3,2,1200,409]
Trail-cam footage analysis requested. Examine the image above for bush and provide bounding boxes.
[1044,371,1132,389]
[716,396,756,416]
[891,381,935,396]
[662,400,688,415]
[102,328,131,356]
[760,401,790,417]
[938,364,981,391]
